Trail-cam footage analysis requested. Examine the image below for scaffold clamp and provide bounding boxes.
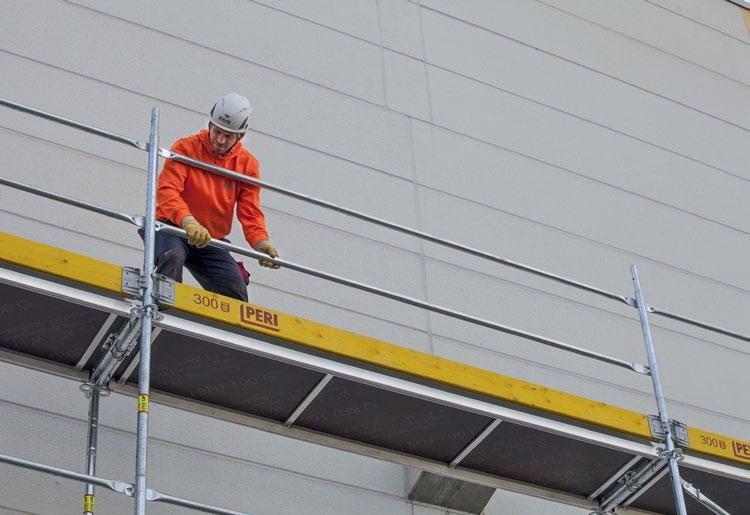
[79,382,111,398]
[658,447,684,462]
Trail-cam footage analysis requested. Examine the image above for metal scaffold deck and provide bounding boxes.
[0,97,748,515]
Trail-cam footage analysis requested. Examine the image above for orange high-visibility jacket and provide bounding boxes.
[156,130,269,247]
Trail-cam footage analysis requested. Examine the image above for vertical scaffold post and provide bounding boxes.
[134,107,159,515]
[630,265,688,515]
[83,387,100,515]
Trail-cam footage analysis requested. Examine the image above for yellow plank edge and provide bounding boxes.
[4,229,750,465]
[175,283,653,439]
[0,231,122,294]
[687,426,750,464]
[741,6,750,36]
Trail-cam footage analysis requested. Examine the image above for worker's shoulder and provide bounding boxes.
[236,145,260,172]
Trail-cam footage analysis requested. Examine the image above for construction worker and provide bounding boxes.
[152,92,279,302]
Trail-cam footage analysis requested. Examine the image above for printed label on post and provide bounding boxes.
[137,394,149,413]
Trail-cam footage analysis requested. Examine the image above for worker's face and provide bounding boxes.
[208,124,242,156]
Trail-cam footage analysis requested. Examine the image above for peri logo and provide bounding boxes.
[240,305,280,332]
[732,440,750,461]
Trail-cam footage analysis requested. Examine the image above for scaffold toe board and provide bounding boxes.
[1,231,748,515]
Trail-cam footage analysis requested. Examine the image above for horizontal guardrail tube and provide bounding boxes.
[161,149,750,344]
[0,97,146,150]
[162,149,629,303]
[1,96,746,344]
[157,223,648,373]
[0,453,246,514]
[0,176,143,227]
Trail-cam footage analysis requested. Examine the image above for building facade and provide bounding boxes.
[1,1,748,513]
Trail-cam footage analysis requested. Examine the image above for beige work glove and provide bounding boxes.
[180,217,211,248]
[254,240,280,269]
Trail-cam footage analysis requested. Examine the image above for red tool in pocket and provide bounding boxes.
[236,261,251,285]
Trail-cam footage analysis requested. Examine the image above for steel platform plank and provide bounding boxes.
[1,231,749,515]
[631,466,749,515]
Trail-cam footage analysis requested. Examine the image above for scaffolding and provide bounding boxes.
[0,97,748,514]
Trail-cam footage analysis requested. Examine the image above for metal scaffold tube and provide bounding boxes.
[161,148,750,343]
[0,95,747,515]
[162,149,630,303]
[681,480,731,515]
[0,176,143,227]
[156,223,648,373]
[0,164,648,371]
[630,265,688,515]
[0,97,146,150]
[84,387,101,515]
[146,490,250,515]
[0,96,746,345]
[0,453,248,514]
[134,107,159,515]
[649,306,749,343]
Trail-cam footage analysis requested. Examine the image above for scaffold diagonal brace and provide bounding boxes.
[89,315,142,387]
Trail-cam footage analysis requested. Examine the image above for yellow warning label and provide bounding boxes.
[83,494,95,513]
[137,394,149,413]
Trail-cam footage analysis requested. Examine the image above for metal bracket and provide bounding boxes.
[121,267,175,306]
[648,416,690,446]
[625,296,656,313]
[151,273,175,306]
[122,266,143,297]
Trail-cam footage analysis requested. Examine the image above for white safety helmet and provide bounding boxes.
[210,93,252,133]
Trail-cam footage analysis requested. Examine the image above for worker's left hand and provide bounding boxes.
[254,240,281,269]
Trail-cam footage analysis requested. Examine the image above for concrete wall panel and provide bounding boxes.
[422,76,750,288]
[1,1,747,513]
[384,50,430,120]
[421,0,750,129]
[379,0,425,58]
[69,0,386,105]
[539,0,750,85]
[0,1,412,176]
[412,120,750,238]
[421,9,750,177]
[253,0,381,43]
[648,0,750,40]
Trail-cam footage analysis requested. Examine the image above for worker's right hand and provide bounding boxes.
[181,218,211,248]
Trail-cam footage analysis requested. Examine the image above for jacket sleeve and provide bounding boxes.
[236,159,269,247]
[156,140,193,226]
